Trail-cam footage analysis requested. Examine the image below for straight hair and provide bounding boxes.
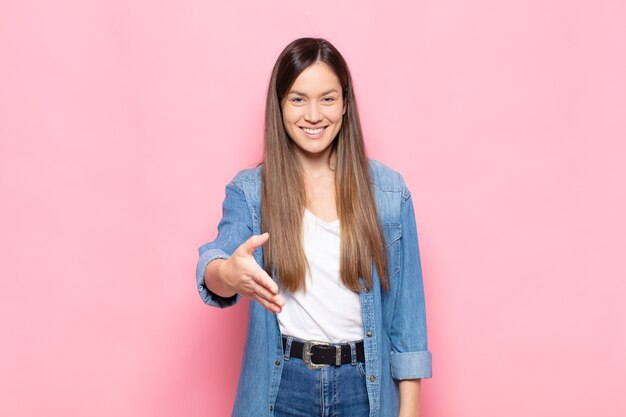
[260,37,389,293]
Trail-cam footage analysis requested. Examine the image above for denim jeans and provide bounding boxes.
[274,336,370,417]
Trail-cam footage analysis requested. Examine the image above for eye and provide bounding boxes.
[323,97,336,102]
[290,97,304,103]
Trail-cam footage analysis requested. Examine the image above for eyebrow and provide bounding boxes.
[288,88,338,97]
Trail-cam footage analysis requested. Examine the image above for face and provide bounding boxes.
[281,61,346,162]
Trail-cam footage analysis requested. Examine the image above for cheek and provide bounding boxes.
[331,100,345,116]
[281,114,293,131]
[282,109,301,127]
[329,107,344,124]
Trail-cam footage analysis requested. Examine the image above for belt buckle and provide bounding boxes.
[302,340,332,370]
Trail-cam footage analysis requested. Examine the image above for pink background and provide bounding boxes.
[1,1,625,416]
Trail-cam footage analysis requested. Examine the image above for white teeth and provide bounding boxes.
[302,127,325,134]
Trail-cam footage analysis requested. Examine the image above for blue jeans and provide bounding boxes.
[274,336,370,417]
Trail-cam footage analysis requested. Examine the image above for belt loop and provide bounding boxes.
[349,341,357,365]
[284,336,293,361]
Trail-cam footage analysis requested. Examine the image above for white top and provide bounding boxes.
[276,208,364,343]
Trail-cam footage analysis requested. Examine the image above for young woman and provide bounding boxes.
[196,37,432,417]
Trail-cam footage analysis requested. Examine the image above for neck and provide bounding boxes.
[296,147,336,179]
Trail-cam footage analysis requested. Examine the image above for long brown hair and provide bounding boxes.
[260,37,389,293]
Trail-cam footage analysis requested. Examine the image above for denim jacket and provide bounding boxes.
[195,158,432,417]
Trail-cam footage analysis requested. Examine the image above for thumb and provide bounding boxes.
[242,232,269,255]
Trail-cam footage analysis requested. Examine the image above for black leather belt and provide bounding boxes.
[282,336,365,370]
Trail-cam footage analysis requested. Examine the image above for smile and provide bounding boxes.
[300,126,327,134]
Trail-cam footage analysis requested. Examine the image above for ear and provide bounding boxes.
[343,102,347,115]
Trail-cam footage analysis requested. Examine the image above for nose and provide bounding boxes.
[304,102,323,123]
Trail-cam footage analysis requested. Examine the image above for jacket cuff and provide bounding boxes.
[390,350,433,379]
[196,248,241,308]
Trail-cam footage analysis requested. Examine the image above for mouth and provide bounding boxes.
[299,126,328,139]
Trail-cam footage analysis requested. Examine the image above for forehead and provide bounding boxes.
[288,61,341,94]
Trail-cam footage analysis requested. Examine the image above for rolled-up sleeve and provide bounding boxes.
[196,178,253,308]
[389,184,433,380]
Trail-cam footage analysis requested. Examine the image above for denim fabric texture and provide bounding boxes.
[196,158,432,417]
[274,336,369,417]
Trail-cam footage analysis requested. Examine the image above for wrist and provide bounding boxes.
[206,258,236,297]
[216,258,233,292]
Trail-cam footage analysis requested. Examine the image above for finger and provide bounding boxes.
[254,281,285,307]
[254,295,282,314]
[247,284,282,313]
[240,232,270,256]
[253,285,280,308]
[250,267,280,296]
[247,269,284,307]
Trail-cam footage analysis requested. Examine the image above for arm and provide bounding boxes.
[398,379,421,417]
[195,179,284,312]
[204,258,235,298]
[391,183,432,415]
[195,180,252,308]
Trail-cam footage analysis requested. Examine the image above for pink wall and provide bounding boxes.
[1,1,625,416]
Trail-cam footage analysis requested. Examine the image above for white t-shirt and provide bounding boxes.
[276,208,364,343]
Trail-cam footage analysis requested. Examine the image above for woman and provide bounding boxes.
[196,37,432,417]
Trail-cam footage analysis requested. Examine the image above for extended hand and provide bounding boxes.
[220,232,285,313]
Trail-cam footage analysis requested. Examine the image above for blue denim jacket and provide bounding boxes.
[195,158,432,417]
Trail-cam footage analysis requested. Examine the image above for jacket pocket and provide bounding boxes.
[382,223,402,280]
